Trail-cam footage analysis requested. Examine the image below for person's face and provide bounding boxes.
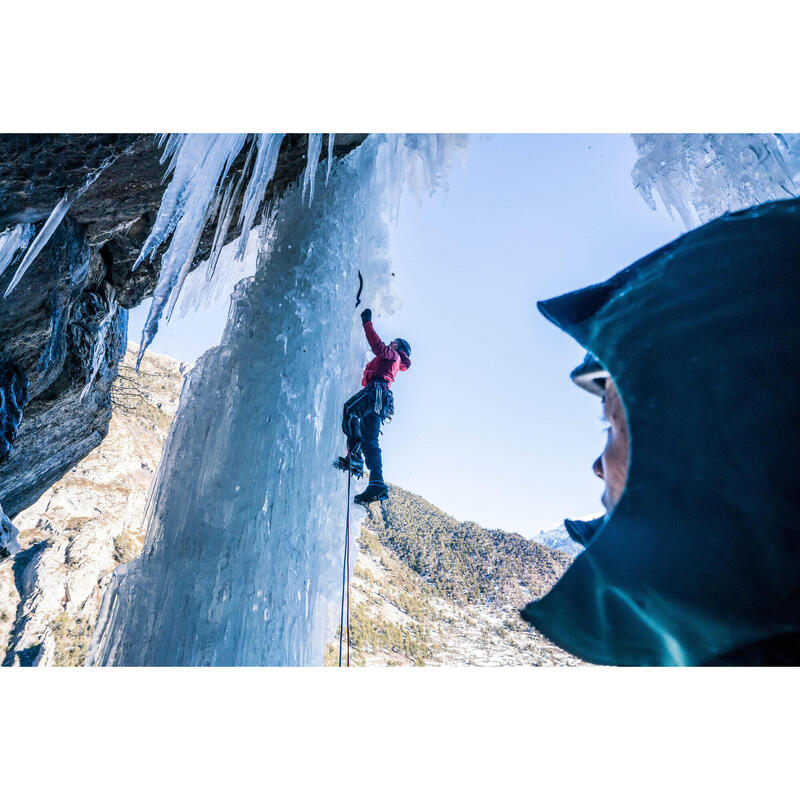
[390,340,399,351]
[593,379,630,512]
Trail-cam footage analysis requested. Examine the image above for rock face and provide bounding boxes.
[0,359,28,465]
[0,133,367,521]
[0,501,19,562]
[0,216,128,519]
[0,346,185,665]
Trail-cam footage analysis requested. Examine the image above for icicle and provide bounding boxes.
[131,135,250,359]
[164,196,221,324]
[159,133,186,170]
[0,223,35,279]
[133,133,293,351]
[375,134,469,223]
[3,153,119,297]
[302,134,323,206]
[207,140,256,279]
[133,134,247,271]
[3,196,73,298]
[137,197,214,369]
[326,133,335,185]
[171,228,263,320]
[80,288,118,402]
[207,181,236,269]
[235,134,285,259]
[631,134,800,229]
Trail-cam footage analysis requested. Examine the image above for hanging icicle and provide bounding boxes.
[302,134,323,206]
[326,133,336,185]
[3,151,122,297]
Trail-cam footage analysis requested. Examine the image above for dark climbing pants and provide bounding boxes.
[341,382,392,486]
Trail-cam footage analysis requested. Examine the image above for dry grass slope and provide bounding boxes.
[326,487,583,667]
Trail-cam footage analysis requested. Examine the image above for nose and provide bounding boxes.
[593,455,604,480]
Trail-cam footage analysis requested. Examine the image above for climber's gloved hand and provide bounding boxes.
[360,308,372,323]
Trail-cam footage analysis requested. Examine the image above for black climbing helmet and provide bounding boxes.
[394,338,411,357]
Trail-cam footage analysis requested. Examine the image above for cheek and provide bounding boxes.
[605,426,630,484]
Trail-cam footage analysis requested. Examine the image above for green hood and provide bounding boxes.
[521,198,800,666]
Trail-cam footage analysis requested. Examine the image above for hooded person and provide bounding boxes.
[521,196,800,666]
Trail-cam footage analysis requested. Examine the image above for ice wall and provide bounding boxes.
[632,134,800,228]
[87,134,466,666]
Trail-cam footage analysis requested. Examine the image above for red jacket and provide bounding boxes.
[361,321,411,387]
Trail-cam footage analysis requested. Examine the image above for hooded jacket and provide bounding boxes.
[361,321,410,388]
[521,197,800,666]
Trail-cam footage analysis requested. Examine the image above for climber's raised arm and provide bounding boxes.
[361,308,398,360]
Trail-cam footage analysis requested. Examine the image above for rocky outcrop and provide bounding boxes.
[0,346,185,665]
[0,134,367,309]
[0,359,27,464]
[0,133,367,520]
[0,215,127,518]
[0,501,19,562]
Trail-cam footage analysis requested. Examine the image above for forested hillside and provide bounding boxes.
[326,486,582,667]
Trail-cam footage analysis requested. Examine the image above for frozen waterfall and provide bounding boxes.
[87,134,466,666]
[632,133,800,228]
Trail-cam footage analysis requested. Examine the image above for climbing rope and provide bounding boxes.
[338,275,364,666]
[347,512,352,667]
[338,451,353,667]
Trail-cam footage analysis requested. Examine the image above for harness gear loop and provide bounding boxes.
[369,380,394,422]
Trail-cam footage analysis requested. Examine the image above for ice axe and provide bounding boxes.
[355,270,363,309]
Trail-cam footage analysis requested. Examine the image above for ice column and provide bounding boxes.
[631,133,800,228]
[88,135,466,666]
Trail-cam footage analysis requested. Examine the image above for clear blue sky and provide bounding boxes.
[129,134,683,536]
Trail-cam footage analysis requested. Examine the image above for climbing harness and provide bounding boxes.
[377,382,394,422]
[338,449,353,667]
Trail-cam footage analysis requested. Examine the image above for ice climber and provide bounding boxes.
[338,307,411,505]
[521,196,800,666]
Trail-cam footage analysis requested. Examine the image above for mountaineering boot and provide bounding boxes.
[354,482,389,505]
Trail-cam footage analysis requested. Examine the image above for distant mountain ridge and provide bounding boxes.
[365,485,572,606]
[530,512,606,557]
[530,524,585,558]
